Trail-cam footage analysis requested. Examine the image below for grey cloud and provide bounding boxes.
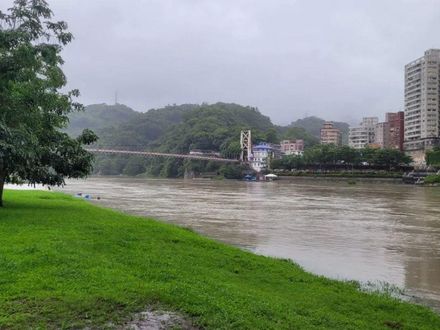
[14,0,440,124]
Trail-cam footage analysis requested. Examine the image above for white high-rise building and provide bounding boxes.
[349,117,378,149]
[404,49,440,159]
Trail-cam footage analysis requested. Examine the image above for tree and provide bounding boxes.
[219,164,245,179]
[264,128,279,144]
[123,157,146,176]
[0,0,97,206]
[279,126,320,148]
[426,147,440,167]
[336,145,359,166]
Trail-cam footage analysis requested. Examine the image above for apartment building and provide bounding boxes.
[372,112,405,150]
[250,142,282,172]
[375,122,390,148]
[386,112,404,151]
[320,122,342,146]
[404,49,440,159]
[280,139,304,156]
[349,117,378,149]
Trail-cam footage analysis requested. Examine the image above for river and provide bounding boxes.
[53,176,440,311]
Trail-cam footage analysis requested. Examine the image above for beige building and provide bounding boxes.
[349,117,378,149]
[404,49,440,162]
[375,122,390,148]
[280,139,304,156]
[320,122,342,146]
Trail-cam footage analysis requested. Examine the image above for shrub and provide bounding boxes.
[424,174,440,184]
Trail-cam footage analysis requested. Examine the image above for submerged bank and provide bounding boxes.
[1,190,440,329]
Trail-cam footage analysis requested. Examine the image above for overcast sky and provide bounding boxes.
[13,0,440,124]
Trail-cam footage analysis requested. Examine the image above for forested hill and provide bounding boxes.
[96,104,196,149]
[66,103,141,137]
[66,102,320,177]
[290,116,349,144]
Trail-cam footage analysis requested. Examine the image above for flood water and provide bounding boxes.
[55,177,440,311]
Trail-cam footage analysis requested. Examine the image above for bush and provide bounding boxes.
[426,148,440,167]
[219,164,244,179]
[424,174,440,184]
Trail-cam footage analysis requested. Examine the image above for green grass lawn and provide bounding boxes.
[1,190,439,329]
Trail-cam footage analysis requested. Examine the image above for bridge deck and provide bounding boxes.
[86,148,240,163]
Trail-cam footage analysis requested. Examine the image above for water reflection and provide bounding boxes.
[55,177,440,311]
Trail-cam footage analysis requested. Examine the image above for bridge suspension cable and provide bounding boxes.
[86,148,240,163]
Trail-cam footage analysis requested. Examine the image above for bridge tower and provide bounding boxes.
[240,130,252,162]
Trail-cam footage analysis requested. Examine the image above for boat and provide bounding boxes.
[243,174,257,181]
[264,173,278,181]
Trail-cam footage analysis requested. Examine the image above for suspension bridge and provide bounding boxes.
[86,130,253,164]
[85,148,241,163]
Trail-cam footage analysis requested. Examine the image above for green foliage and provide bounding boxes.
[424,174,440,184]
[1,190,440,329]
[219,164,245,179]
[264,128,279,143]
[159,158,182,178]
[88,103,277,178]
[274,145,411,170]
[122,157,147,176]
[290,116,350,144]
[97,104,193,149]
[278,126,320,148]
[0,0,97,206]
[68,103,344,178]
[426,147,440,167]
[271,155,305,170]
[66,103,141,137]
[370,148,412,168]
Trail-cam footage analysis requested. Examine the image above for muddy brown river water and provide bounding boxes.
[53,176,440,311]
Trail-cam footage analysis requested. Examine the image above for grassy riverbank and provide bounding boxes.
[1,191,440,329]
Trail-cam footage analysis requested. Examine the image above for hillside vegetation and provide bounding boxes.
[66,103,141,137]
[68,103,310,177]
[92,103,273,177]
[290,116,350,144]
[1,190,440,329]
[67,104,350,177]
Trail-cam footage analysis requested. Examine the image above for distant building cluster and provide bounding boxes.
[248,48,440,170]
[250,140,304,172]
[344,49,440,163]
[347,113,404,150]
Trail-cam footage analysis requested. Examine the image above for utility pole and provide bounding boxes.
[114,91,118,105]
